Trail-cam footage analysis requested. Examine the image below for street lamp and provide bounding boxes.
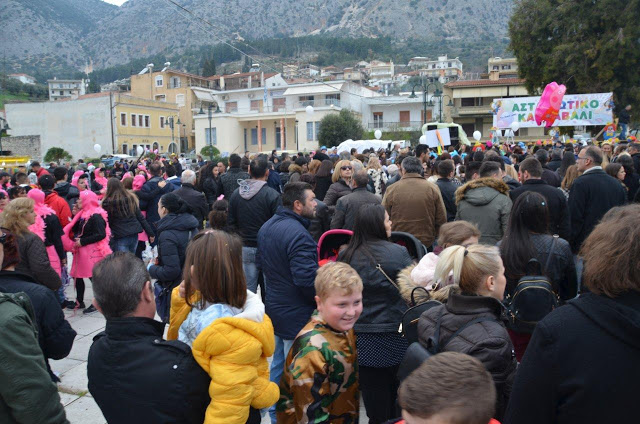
[198,103,221,161]
[0,120,10,156]
[168,115,181,154]
[409,82,439,126]
[426,88,454,123]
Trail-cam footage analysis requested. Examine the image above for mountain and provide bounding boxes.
[1,0,514,76]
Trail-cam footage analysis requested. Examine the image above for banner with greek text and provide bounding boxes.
[492,93,614,128]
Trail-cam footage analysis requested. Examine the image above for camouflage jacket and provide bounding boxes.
[277,310,359,424]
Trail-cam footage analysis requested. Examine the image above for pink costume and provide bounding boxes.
[71,170,86,189]
[94,169,108,199]
[27,189,62,276]
[133,175,149,242]
[63,191,112,278]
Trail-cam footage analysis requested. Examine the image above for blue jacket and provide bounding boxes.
[149,213,198,288]
[257,207,318,339]
[267,170,282,193]
[138,176,175,226]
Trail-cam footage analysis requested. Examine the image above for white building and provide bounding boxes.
[193,80,379,155]
[8,73,36,85]
[408,55,463,83]
[47,78,87,101]
[487,57,519,79]
[361,95,436,131]
[367,60,395,85]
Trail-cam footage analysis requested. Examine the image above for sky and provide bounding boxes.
[102,0,128,5]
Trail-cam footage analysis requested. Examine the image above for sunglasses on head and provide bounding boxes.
[341,166,352,171]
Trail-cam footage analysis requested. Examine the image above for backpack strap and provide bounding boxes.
[440,316,500,351]
[544,235,559,274]
[426,307,446,354]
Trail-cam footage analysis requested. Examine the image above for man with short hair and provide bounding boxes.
[164,164,182,190]
[465,161,483,182]
[216,161,226,175]
[109,162,124,179]
[510,157,571,240]
[173,170,208,229]
[30,161,50,178]
[569,145,626,252]
[138,162,173,227]
[257,182,318,423]
[53,167,80,210]
[220,154,250,199]
[456,161,512,245]
[88,252,210,424]
[383,156,446,249]
[0,171,9,190]
[534,149,561,187]
[548,149,563,171]
[435,159,458,222]
[39,174,71,228]
[331,170,381,230]
[627,143,640,175]
[229,157,281,293]
[484,154,520,190]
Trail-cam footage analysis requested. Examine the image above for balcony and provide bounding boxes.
[450,105,491,118]
[367,121,424,130]
[294,99,342,109]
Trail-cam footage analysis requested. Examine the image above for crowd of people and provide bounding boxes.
[0,138,638,424]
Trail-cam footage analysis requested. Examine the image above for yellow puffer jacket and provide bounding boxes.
[167,288,280,424]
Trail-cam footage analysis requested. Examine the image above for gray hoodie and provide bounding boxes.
[238,179,267,200]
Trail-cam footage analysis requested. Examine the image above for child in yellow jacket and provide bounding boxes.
[167,230,279,424]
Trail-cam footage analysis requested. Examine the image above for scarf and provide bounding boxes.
[62,190,112,255]
[27,189,56,241]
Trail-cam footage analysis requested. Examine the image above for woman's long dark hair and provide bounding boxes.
[339,203,388,264]
[500,191,550,284]
[197,162,216,192]
[316,160,334,178]
[557,151,576,178]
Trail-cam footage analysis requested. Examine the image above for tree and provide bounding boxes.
[43,147,72,164]
[318,109,364,148]
[202,57,216,77]
[200,145,220,161]
[509,0,640,113]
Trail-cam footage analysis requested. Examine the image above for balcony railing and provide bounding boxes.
[450,105,490,117]
[295,99,342,109]
[367,121,424,130]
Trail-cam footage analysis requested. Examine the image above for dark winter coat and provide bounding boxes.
[503,176,521,190]
[88,317,210,424]
[330,186,381,230]
[0,292,69,424]
[102,198,154,239]
[307,199,330,242]
[339,240,413,333]
[220,168,250,199]
[418,293,517,419]
[202,176,221,207]
[267,170,282,193]
[43,213,65,261]
[504,292,640,424]
[568,169,626,252]
[166,177,182,191]
[541,166,561,187]
[149,213,198,288]
[257,207,318,340]
[0,271,76,382]
[509,179,571,240]
[314,176,332,201]
[323,179,352,208]
[630,152,640,175]
[54,181,80,210]
[91,179,104,195]
[435,177,458,222]
[455,177,512,245]
[622,171,639,202]
[16,232,62,291]
[547,159,562,172]
[138,176,175,225]
[228,183,281,247]
[71,214,106,246]
[173,183,209,229]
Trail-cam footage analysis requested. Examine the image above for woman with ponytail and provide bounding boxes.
[63,190,112,313]
[148,192,199,321]
[416,244,517,421]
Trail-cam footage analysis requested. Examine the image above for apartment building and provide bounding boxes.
[408,55,463,83]
[47,78,87,101]
[367,60,395,84]
[487,57,519,79]
[361,95,434,131]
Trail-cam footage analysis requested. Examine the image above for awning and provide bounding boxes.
[283,83,344,96]
[191,88,217,102]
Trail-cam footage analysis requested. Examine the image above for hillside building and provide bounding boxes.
[487,57,519,79]
[8,73,36,85]
[47,78,87,101]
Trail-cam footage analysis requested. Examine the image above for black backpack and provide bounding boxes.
[398,286,441,344]
[503,235,560,334]
[397,307,498,381]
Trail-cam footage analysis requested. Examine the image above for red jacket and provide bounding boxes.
[35,168,50,178]
[44,191,71,227]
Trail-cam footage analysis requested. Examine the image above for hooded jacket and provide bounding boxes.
[228,180,281,247]
[149,213,198,288]
[138,176,175,225]
[220,168,250,199]
[54,181,80,210]
[44,190,72,228]
[168,289,280,424]
[504,292,640,424]
[455,177,512,245]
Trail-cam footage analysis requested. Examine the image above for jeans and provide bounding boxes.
[620,123,628,140]
[242,246,260,293]
[269,335,294,423]
[110,235,139,254]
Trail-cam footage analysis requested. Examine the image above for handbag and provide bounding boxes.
[399,286,442,344]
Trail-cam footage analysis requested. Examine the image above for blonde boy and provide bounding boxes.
[277,262,363,424]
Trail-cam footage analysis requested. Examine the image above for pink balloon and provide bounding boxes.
[535,82,566,128]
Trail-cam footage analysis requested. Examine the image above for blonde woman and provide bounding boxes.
[323,159,353,207]
[559,164,583,200]
[367,155,388,196]
[0,198,62,290]
[308,159,322,175]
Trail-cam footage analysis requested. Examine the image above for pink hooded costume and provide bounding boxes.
[71,170,87,189]
[94,168,108,199]
[133,174,149,242]
[27,189,62,276]
[63,190,112,278]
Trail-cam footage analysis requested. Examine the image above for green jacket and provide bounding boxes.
[0,292,68,424]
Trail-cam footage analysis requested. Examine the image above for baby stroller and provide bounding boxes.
[317,229,353,266]
[390,231,427,261]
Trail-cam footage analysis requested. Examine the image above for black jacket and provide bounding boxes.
[0,271,76,382]
[314,176,332,202]
[509,179,571,240]
[43,213,65,261]
[16,232,62,291]
[504,292,640,424]
[547,159,562,172]
[228,183,281,247]
[330,187,381,230]
[541,166,561,187]
[54,181,80,209]
[102,199,154,239]
[88,317,210,424]
[149,213,198,288]
[631,153,640,175]
[173,183,209,229]
[568,169,626,252]
[138,176,175,225]
[618,108,631,124]
[623,171,639,202]
[339,240,413,333]
[220,168,250,199]
[323,179,352,208]
[307,199,330,242]
[418,294,517,420]
[202,177,220,207]
[435,177,458,222]
[71,214,106,246]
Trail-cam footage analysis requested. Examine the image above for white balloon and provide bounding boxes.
[137,145,144,155]
[374,129,382,140]
[93,144,101,153]
[510,121,520,132]
[473,131,482,141]
[305,105,314,116]
[419,135,427,144]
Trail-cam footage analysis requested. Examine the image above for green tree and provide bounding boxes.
[318,109,364,148]
[202,57,216,77]
[200,145,220,161]
[509,0,640,112]
[43,147,72,164]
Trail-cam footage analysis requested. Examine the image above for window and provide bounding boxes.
[399,111,410,125]
[122,144,128,154]
[306,122,314,141]
[421,110,433,122]
[275,127,282,149]
[160,116,165,128]
[461,98,475,107]
[250,100,263,112]
[131,113,137,127]
[144,115,150,128]
[299,95,315,107]
[373,112,384,129]
[169,77,181,89]
[138,115,143,127]
[155,94,166,102]
[325,94,340,106]
[152,142,159,151]
[225,102,238,113]
[175,94,185,107]
[120,113,127,126]
[315,121,320,141]
[251,128,258,145]
[205,128,217,145]
[448,62,452,67]
[155,76,164,87]
[132,144,137,153]
[493,65,499,70]
[272,98,285,112]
